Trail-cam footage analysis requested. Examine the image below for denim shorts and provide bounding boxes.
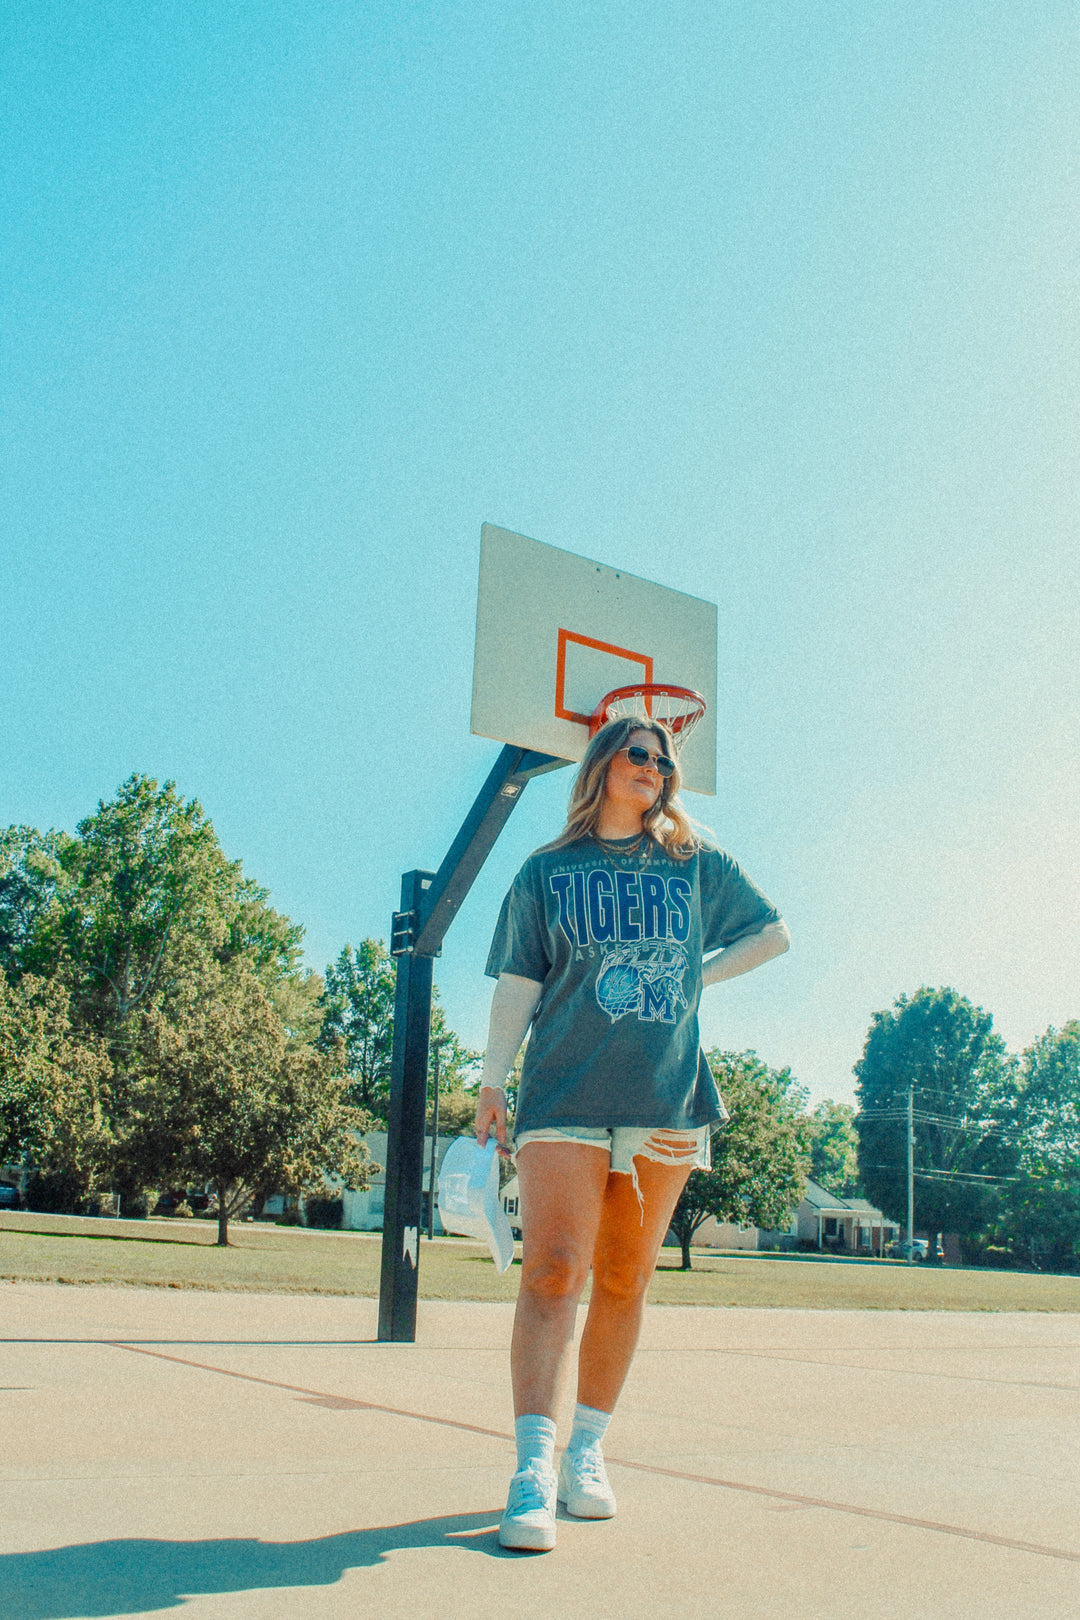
[513,1124,711,1179]
[513,1125,711,1221]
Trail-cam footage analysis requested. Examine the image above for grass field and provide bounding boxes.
[3,1211,1079,1311]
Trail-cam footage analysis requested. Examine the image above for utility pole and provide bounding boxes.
[906,1086,915,1263]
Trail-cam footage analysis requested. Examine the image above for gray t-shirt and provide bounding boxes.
[485,833,782,1134]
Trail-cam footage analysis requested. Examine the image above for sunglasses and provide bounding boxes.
[619,744,675,778]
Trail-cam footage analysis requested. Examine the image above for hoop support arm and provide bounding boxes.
[409,745,567,959]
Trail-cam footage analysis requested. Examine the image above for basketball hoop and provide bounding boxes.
[589,683,707,752]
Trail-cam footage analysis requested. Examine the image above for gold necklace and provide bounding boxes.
[593,830,651,861]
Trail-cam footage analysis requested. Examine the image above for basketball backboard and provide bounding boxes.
[471,524,717,794]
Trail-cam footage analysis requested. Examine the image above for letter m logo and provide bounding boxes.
[639,979,676,1024]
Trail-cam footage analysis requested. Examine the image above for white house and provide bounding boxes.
[502,1175,522,1238]
[796,1179,900,1255]
[263,1131,460,1232]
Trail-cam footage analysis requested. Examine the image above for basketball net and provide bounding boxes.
[590,683,707,752]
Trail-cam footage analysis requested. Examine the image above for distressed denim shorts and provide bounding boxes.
[513,1125,711,1217]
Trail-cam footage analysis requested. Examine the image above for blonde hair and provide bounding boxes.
[547,716,699,861]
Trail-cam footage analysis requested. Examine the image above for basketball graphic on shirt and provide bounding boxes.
[595,942,689,1025]
[595,960,640,1018]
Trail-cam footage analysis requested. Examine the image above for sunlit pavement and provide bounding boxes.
[2,1282,1078,1619]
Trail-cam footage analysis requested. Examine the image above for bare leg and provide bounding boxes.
[577,1154,692,1413]
[511,1142,611,1418]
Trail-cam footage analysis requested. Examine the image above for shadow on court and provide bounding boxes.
[0,1512,508,1618]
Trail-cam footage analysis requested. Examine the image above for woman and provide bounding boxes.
[475,715,789,1552]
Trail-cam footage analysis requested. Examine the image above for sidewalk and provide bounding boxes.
[2,1283,1078,1619]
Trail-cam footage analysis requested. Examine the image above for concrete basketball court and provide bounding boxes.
[2,1283,1078,1619]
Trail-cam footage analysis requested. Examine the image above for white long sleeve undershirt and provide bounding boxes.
[479,972,543,1093]
[701,918,791,986]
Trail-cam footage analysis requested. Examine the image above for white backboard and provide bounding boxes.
[471,524,717,794]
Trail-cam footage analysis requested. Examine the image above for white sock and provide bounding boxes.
[569,1402,611,1453]
[514,1414,557,1473]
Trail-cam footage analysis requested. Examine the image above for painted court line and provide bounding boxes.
[639,1345,1080,1394]
[108,1342,512,1442]
[109,1342,1080,1566]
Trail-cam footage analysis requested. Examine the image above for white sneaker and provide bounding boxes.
[558,1440,617,1519]
[498,1461,558,1551]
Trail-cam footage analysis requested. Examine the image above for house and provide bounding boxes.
[681,1215,797,1251]
[502,1175,522,1239]
[796,1179,900,1255]
[263,1131,460,1232]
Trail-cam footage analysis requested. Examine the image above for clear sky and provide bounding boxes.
[4,2,1078,1104]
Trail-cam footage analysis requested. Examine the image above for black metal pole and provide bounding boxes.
[377,745,566,1344]
[377,870,435,1343]
[427,1041,440,1240]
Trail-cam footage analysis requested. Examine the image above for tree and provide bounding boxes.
[1003,1174,1080,1272]
[136,961,374,1245]
[428,1001,481,1095]
[1000,1022,1080,1270]
[2,778,304,1040]
[668,1050,811,1270]
[854,987,1018,1254]
[428,1089,480,1135]
[0,827,71,980]
[271,969,326,1049]
[1011,1022,1080,1180]
[55,777,245,1038]
[319,941,479,1125]
[318,942,395,1117]
[1,779,313,1205]
[808,1101,861,1197]
[0,973,111,1190]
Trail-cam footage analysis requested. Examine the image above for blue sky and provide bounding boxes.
[4,2,1078,1103]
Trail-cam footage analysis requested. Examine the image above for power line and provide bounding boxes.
[861,1163,1020,1186]
[858,1107,1015,1139]
[914,1168,1019,1186]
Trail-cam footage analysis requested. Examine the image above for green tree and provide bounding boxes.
[426,1002,481,1135]
[428,1002,481,1095]
[136,961,373,1245]
[1,779,312,1205]
[1004,1174,1080,1272]
[0,973,111,1191]
[0,827,71,979]
[668,1050,811,1270]
[428,1089,480,1135]
[318,942,395,1117]
[854,986,1018,1255]
[271,969,326,1049]
[319,941,479,1124]
[1011,1022,1080,1179]
[2,778,303,1038]
[808,1101,861,1197]
[1000,1022,1080,1270]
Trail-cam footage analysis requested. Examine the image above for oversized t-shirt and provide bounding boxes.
[485,833,782,1134]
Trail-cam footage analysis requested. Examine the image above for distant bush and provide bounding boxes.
[304,1195,343,1230]
[26,1169,89,1214]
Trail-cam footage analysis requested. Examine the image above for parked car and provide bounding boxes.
[889,1237,928,1261]
[0,1183,21,1210]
